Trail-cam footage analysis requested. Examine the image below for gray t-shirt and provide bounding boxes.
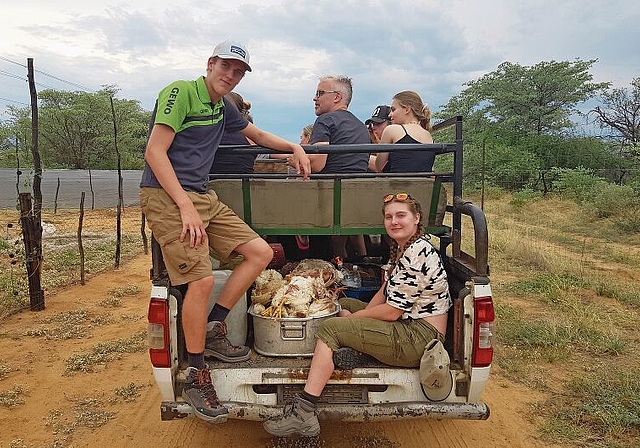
[310,110,371,174]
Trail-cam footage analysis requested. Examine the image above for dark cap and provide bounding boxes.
[365,105,391,126]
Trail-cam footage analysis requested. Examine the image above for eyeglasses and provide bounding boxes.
[383,192,411,203]
[314,90,339,98]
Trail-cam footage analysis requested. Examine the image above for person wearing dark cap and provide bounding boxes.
[140,39,311,424]
[365,104,392,143]
[365,104,392,171]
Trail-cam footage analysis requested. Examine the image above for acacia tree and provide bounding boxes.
[440,59,611,142]
[438,59,611,193]
[37,87,149,169]
[592,77,640,152]
[0,106,33,167]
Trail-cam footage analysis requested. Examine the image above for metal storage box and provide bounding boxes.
[249,308,339,357]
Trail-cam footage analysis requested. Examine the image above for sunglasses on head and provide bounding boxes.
[383,192,411,203]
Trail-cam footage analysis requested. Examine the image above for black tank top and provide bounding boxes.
[382,125,435,173]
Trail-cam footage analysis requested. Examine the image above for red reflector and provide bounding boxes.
[148,298,170,368]
[475,296,495,323]
[148,298,168,324]
[472,296,495,367]
[150,349,171,367]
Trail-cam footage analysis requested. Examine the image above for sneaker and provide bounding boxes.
[182,366,228,423]
[263,395,320,437]
[204,321,252,362]
[333,347,376,369]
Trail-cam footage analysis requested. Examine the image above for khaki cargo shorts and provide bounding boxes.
[140,187,259,285]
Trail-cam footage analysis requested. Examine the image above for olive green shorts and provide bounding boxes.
[315,297,441,367]
[140,187,259,285]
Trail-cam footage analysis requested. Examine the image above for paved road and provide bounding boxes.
[0,169,143,209]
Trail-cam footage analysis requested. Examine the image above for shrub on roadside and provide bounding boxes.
[553,168,640,233]
[553,167,606,203]
[591,183,639,218]
[510,188,542,207]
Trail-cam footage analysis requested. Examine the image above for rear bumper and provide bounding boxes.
[160,400,490,422]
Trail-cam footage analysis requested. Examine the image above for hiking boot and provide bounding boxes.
[263,394,320,437]
[204,321,252,362]
[182,366,228,423]
[332,347,377,369]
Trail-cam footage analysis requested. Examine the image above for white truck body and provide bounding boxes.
[147,116,495,423]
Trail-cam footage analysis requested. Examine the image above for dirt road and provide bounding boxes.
[0,253,551,448]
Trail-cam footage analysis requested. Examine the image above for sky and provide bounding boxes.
[1,0,639,142]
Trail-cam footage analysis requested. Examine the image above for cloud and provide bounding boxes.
[1,0,639,141]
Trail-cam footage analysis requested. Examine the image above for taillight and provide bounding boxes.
[148,298,171,367]
[472,296,495,367]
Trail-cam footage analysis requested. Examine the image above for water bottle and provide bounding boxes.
[351,265,362,288]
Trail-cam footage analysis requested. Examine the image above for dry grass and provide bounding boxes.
[483,193,640,447]
[0,206,146,320]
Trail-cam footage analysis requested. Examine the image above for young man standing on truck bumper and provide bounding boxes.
[140,40,311,423]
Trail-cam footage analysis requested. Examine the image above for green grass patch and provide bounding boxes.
[509,189,542,208]
[499,316,625,358]
[64,332,146,374]
[98,296,122,308]
[44,397,116,436]
[538,369,640,447]
[0,233,144,319]
[107,284,141,298]
[41,235,142,290]
[510,272,584,304]
[595,282,640,308]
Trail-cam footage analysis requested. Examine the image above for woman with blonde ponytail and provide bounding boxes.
[374,90,436,173]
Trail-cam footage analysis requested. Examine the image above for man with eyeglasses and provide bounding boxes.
[308,75,371,173]
[307,75,371,261]
[140,39,311,424]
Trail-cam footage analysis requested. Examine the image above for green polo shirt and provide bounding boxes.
[140,76,248,192]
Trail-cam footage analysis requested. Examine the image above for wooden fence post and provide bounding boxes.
[18,193,44,311]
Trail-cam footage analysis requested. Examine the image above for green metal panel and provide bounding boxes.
[340,178,442,228]
[209,179,245,219]
[249,179,334,228]
[209,177,448,235]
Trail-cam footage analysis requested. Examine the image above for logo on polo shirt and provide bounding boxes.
[230,45,246,59]
[163,87,180,115]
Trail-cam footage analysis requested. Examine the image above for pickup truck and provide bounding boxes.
[146,116,495,423]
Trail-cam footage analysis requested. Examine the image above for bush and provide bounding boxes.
[463,143,541,191]
[615,208,640,233]
[591,183,639,218]
[510,189,542,207]
[553,167,607,203]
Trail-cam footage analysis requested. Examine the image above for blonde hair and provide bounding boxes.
[382,194,426,273]
[392,91,432,132]
[302,124,313,138]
